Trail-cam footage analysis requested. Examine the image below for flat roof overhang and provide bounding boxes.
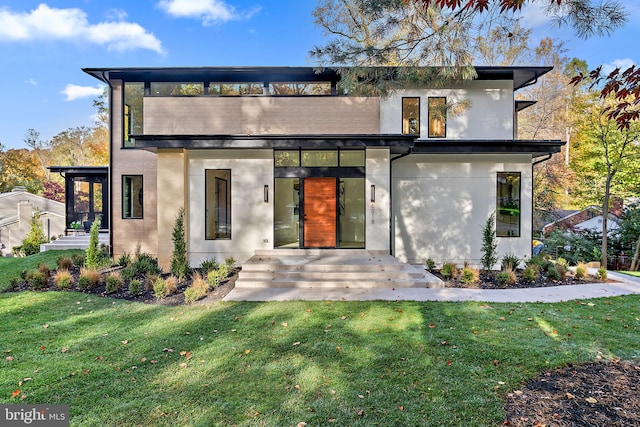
[131,134,417,155]
[83,66,552,91]
[412,139,564,160]
[48,166,108,176]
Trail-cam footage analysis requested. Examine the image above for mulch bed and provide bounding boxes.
[433,271,613,289]
[503,360,640,426]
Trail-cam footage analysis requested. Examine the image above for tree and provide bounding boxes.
[85,218,101,270]
[171,208,189,281]
[21,209,48,256]
[42,181,65,203]
[481,212,498,271]
[0,147,43,193]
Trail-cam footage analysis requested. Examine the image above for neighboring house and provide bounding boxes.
[0,187,65,255]
[543,206,620,236]
[83,66,563,269]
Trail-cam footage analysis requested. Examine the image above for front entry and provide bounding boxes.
[303,178,337,248]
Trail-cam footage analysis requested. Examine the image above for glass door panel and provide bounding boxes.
[274,178,300,248]
[339,178,365,248]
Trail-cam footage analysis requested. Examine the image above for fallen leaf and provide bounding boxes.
[61,347,68,353]
[121,340,129,345]
[163,348,174,353]
[141,357,147,362]
[6,356,13,361]
[39,346,46,352]
[95,355,104,361]
[398,405,404,411]
[43,324,49,329]
[293,342,301,346]
[428,323,436,328]
[297,423,307,427]
[185,351,193,359]
[566,393,575,399]
[11,390,21,398]
[150,360,158,364]
[447,360,452,366]
[83,369,90,375]
[585,397,598,404]
[244,349,250,355]
[295,385,301,391]
[357,409,364,416]
[179,363,188,368]
[341,316,347,320]
[281,322,288,327]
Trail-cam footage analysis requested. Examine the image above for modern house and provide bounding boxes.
[83,66,563,271]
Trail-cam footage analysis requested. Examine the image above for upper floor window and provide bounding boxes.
[205,169,232,239]
[496,172,521,237]
[124,82,144,147]
[209,83,263,96]
[150,82,204,96]
[269,82,332,95]
[402,97,420,135]
[428,97,446,138]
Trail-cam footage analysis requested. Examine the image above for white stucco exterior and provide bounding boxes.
[392,154,532,267]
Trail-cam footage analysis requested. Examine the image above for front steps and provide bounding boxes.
[40,233,109,252]
[234,249,443,289]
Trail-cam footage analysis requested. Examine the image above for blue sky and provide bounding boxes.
[0,0,638,149]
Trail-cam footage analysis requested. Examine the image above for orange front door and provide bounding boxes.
[303,178,337,248]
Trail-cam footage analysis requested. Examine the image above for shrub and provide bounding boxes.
[498,268,517,286]
[164,276,179,296]
[556,257,569,268]
[57,256,74,271]
[117,252,132,268]
[85,219,101,269]
[546,266,560,281]
[440,262,457,280]
[574,263,587,279]
[199,258,219,276]
[27,271,47,290]
[184,273,210,304]
[72,253,85,267]
[38,263,51,278]
[596,267,608,281]
[501,253,520,271]
[171,208,190,280]
[207,263,229,288]
[153,277,167,300]
[225,257,236,269]
[105,272,123,294]
[480,212,498,271]
[53,270,73,290]
[522,266,538,282]
[131,253,162,277]
[459,267,479,285]
[21,209,47,256]
[128,279,142,296]
[555,262,568,279]
[78,268,100,290]
[424,258,436,272]
[496,272,510,287]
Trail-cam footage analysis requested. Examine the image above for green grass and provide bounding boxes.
[0,250,84,292]
[620,271,640,277]
[1,293,639,426]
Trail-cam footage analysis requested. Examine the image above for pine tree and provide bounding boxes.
[171,208,189,280]
[85,217,101,270]
[21,208,47,256]
[480,212,498,272]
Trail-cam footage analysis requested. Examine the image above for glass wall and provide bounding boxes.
[124,82,144,147]
[274,178,300,248]
[339,178,365,248]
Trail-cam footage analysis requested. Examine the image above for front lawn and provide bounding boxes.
[620,271,640,278]
[0,250,84,292]
[1,292,638,426]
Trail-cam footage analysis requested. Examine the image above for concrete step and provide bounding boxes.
[40,234,109,252]
[235,250,442,290]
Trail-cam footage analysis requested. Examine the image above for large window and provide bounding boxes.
[269,82,332,95]
[124,82,144,147]
[209,83,263,96]
[150,82,204,96]
[205,170,231,239]
[402,97,420,135]
[496,172,521,237]
[122,175,143,219]
[428,97,446,138]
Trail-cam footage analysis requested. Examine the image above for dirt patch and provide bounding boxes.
[503,360,640,426]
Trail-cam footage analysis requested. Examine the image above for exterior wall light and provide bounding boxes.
[370,184,375,202]
[264,185,269,203]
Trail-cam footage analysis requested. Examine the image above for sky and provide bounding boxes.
[0,0,638,150]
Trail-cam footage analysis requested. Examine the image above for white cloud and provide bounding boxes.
[0,4,163,53]
[61,84,104,102]
[518,3,554,29]
[157,0,259,25]
[25,78,37,85]
[601,58,637,76]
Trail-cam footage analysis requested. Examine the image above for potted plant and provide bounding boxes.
[70,221,82,235]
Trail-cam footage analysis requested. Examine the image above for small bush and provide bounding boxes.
[9,277,20,291]
[225,257,236,269]
[117,252,132,268]
[38,263,51,278]
[207,263,229,288]
[72,253,85,268]
[440,263,457,280]
[128,279,142,296]
[200,258,219,275]
[105,272,123,294]
[27,271,47,290]
[78,268,100,290]
[184,273,210,304]
[522,266,538,282]
[501,253,520,271]
[555,262,568,279]
[153,277,167,300]
[425,258,436,272]
[574,263,587,279]
[164,276,179,296]
[546,266,560,281]
[57,257,74,271]
[131,253,162,277]
[556,257,569,268]
[459,267,479,285]
[497,268,517,286]
[596,267,607,281]
[54,270,73,290]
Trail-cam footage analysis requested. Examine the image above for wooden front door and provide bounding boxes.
[303,178,337,248]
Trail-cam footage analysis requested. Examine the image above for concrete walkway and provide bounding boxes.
[222,270,640,303]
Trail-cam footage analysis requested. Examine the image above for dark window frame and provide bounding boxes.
[402,97,420,136]
[122,175,143,219]
[427,96,447,138]
[496,172,521,238]
[205,169,232,240]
